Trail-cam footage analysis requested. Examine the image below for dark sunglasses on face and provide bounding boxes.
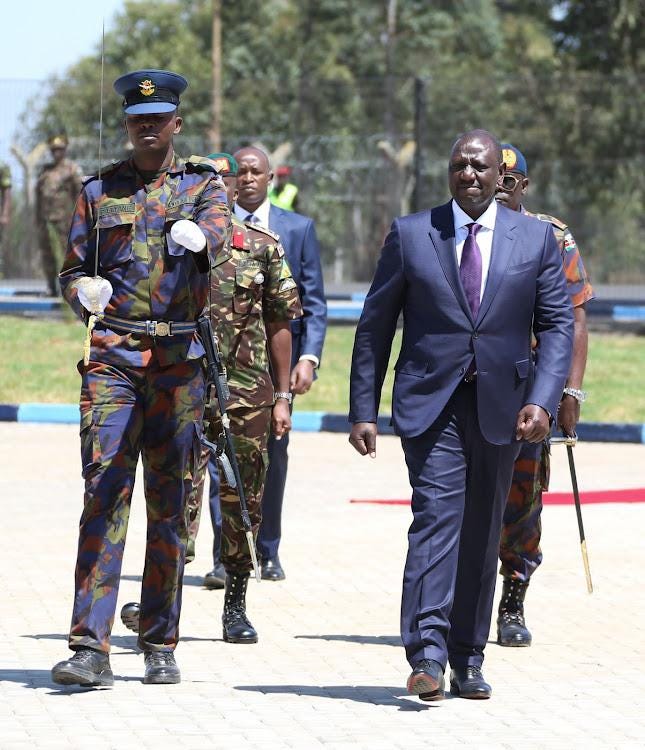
[500,173,522,191]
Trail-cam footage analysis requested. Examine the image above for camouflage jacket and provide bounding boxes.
[60,154,229,368]
[523,208,594,308]
[36,158,83,223]
[211,216,302,408]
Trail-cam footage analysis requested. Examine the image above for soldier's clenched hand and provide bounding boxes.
[170,219,207,252]
[349,422,377,458]
[515,404,550,443]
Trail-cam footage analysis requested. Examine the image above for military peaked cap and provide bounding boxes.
[113,69,188,115]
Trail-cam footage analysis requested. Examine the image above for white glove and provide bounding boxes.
[170,219,207,253]
[72,276,113,313]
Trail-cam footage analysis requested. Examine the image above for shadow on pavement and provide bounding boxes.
[0,668,140,692]
[295,634,402,647]
[235,684,443,711]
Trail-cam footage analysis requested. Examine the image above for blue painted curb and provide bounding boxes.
[1,403,644,443]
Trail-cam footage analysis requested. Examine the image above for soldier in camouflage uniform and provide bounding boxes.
[35,134,83,296]
[0,161,11,248]
[495,143,594,647]
[51,70,229,688]
[121,153,302,644]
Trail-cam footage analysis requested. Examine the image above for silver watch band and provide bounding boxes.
[563,387,587,403]
[274,391,293,404]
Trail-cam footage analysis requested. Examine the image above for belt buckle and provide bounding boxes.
[147,320,172,337]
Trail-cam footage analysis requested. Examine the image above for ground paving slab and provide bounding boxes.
[1,424,644,750]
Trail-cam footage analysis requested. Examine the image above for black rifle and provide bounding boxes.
[197,315,260,581]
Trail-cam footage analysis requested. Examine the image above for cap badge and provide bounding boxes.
[502,148,517,170]
[139,79,156,97]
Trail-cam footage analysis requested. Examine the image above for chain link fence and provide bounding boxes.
[1,72,643,295]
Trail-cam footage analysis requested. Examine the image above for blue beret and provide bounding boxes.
[207,153,238,177]
[113,69,188,115]
[501,143,528,176]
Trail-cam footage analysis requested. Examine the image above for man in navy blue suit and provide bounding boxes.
[203,145,326,585]
[349,130,573,701]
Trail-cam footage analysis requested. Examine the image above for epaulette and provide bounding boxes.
[243,221,280,242]
[82,160,121,186]
[534,212,567,231]
[185,155,220,173]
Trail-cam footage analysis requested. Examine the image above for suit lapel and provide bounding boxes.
[476,205,517,323]
[428,202,473,321]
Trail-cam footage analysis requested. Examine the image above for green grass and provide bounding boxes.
[1,316,643,422]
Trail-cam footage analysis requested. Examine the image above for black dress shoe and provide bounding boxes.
[449,665,492,699]
[51,648,114,687]
[406,659,445,701]
[204,561,226,589]
[143,651,181,684]
[261,556,285,581]
[120,601,140,633]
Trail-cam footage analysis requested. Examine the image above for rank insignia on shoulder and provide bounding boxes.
[279,278,297,292]
[186,155,220,173]
[246,222,281,242]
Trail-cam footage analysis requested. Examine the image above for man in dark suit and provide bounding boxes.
[349,130,573,701]
[204,146,325,582]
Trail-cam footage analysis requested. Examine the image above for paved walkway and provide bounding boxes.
[1,424,644,750]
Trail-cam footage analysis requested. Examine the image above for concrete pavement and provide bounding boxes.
[1,423,644,749]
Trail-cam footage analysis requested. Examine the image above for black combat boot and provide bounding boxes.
[222,572,258,644]
[497,578,532,647]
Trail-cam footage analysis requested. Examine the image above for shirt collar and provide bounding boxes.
[234,196,271,227]
[451,198,498,231]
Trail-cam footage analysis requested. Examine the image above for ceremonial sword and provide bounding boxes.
[550,433,593,593]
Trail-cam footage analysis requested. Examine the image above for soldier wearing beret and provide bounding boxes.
[120,153,302,644]
[35,134,83,296]
[495,143,593,647]
[51,69,229,687]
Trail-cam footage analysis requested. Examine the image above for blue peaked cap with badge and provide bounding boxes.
[113,69,188,115]
[500,143,528,176]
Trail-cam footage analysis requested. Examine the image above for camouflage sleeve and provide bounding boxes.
[59,186,96,321]
[193,174,230,268]
[263,242,303,322]
[559,226,594,308]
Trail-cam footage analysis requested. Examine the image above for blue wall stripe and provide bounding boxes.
[2,402,645,442]
[17,403,79,424]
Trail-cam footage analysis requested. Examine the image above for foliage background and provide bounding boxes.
[3,0,644,287]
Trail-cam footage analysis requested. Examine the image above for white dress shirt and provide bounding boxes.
[234,197,271,227]
[451,198,498,303]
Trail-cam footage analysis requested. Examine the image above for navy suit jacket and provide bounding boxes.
[268,204,327,366]
[349,201,574,444]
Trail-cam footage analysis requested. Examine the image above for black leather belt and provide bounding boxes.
[101,314,197,337]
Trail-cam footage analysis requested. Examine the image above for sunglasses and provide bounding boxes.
[500,173,523,191]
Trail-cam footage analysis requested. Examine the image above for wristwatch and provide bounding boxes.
[274,391,293,404]
[562,387,587,403]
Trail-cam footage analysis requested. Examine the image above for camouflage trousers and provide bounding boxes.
[69,358,205,654]
[38,218,67,296]
[186,404,271,574]
[499,440,550,582]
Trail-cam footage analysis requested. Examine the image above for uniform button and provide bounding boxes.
[458,367,465,375]
[472,331,479,339]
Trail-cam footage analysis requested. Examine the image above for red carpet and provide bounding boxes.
[349,487,645,506]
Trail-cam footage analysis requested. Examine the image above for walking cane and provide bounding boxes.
[550,434,593,593]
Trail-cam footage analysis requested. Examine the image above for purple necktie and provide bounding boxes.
[460,222,482,318]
